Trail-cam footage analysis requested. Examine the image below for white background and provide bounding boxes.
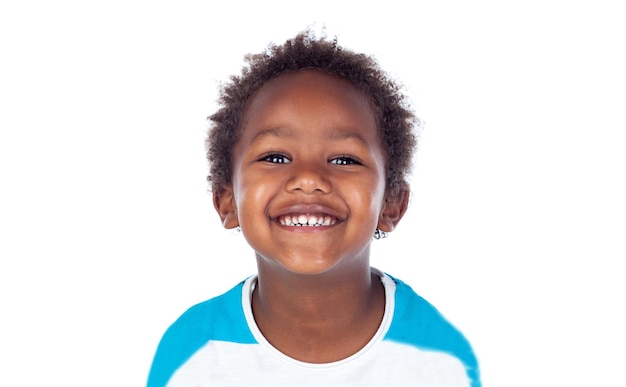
[1,1,625,386]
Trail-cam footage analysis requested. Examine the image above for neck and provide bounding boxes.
[251,260,385,363]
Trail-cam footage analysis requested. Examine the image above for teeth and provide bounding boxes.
[278,214,334,227]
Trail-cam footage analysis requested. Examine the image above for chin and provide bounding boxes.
[265,254,341,276]
[282,262,338,276]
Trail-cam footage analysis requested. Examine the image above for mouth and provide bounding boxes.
[276,214,338,227]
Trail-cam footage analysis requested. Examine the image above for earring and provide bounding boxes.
[373,228,388,240]
[235,226,241,233]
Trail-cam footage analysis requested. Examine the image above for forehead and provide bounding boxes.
[241,70,378,135]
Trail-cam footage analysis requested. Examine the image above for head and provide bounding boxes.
[207,30,418,204]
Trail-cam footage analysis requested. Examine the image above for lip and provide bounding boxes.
[270,203,345,228]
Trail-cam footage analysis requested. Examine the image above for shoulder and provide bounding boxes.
[386,275,461,343]
[384,274,481,387]
[167,279,255,342]
[147,279,256,387]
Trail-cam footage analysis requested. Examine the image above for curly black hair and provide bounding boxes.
[207,30,418,201]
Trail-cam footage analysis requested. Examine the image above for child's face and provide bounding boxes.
[216,70,399,275]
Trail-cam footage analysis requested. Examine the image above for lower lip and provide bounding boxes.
[275,223,335,232]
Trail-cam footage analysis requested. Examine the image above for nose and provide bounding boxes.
[285,160,332,194]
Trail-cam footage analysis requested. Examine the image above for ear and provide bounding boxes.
[212,185,239,229]
[377,183,410,233]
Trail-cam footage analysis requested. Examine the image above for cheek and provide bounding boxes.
[234,175,273,218]
[349,176,387,220]
[369,173,389,221]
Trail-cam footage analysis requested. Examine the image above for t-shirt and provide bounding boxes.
[148,269,481,386]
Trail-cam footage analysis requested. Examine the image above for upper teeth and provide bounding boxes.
[279,214,333,227]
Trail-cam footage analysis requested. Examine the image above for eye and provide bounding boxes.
[260,153,291,164]
[330,156,361,165]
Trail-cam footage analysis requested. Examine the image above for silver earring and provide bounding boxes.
[373,228,388,240]
[236,226,241,233]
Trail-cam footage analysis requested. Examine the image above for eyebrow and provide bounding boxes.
[249,127,292,144]
[325,130,370,146]
[250,127,370,146]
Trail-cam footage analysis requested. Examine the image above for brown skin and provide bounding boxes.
[214,70,409,363]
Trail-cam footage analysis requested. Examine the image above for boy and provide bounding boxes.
[148,30,481,386]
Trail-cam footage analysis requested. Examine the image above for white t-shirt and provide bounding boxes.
[148,269,480,386]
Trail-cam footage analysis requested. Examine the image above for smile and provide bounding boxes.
[277,214,337,227]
